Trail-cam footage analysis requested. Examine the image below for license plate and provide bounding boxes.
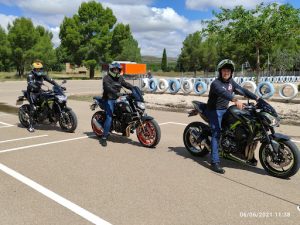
[16,96,24,105]
[16,100,23,105]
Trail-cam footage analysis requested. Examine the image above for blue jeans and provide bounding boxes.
[207,109,227,164]
[103,100,116,138]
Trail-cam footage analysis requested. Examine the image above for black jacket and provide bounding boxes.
[102,74,133,100]
[207,77,257,110]
[27,71,58,93]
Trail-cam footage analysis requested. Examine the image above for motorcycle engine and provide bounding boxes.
[113,120,123,133]
[37,106,50,123]
[221,125,248,153]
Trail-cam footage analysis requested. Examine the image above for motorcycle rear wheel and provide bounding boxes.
[91,111,106,137]
[183,122,210,157]
[18,104,31,128]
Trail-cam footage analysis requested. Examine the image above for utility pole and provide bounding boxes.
[267,53,270,75]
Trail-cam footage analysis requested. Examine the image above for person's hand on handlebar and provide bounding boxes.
[232,98,244,110]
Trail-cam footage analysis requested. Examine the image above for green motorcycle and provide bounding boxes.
[183,97,299,179]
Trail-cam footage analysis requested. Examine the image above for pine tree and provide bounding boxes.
[161,48,167,72]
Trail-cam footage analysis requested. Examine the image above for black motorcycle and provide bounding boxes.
[183,90,300,178]
[16,80,78,132]
[90,86,161,148]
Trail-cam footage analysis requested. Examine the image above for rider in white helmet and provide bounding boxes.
[207,59,258,174]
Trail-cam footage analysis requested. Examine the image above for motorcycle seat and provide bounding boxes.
[192,101,207,113]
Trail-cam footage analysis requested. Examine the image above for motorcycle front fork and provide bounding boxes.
[261,126,280,160]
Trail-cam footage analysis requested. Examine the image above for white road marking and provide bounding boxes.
[0,121,14,128]
[159,122,187,126]
[0,135,48,144]
[0,121,13,126]
[159,122,300,143]
[0,135,95,154]
[0,163,112,225]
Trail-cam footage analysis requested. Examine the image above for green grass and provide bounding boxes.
[0,71,103,81]
[0,72,26,81]
[68,94,97,102]
[152,71,215,77]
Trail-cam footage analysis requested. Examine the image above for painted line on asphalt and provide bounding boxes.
[0,163,112,225]
[159,122,300,143]
[0,135,48,144]
[0,121,13,126]
[159,122,187,126]
[0,121,14,128]
[0,135,95,154]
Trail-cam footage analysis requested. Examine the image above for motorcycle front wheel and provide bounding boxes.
[259,140,300,179]
[136,119,161,148]
[59,109,77,133]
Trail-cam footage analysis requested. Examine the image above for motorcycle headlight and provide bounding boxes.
[137,101,145,110]
[261,112,280,127]
[56,95,67,103]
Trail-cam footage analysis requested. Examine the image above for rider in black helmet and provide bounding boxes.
[100,62,133,147]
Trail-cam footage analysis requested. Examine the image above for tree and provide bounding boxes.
[161,48,167,72]
[206,3,300,77]
[176,32,202,75]
[60,1,117,78]
[111,23,141,62]
[8,17,39,76]
[116,37,141,62]
[199,34,218,72]
[0,26,12,71]
[27,26,56,71]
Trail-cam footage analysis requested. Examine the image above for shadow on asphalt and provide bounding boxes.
[168,146,268,176]
[83,131,143,148]
[17,123,66,132]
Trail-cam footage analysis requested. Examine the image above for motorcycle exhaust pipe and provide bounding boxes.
[190,128,211,150]
[92,118,103,131]
[190,128,200,140]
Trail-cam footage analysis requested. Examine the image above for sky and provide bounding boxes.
[0,0,299,58]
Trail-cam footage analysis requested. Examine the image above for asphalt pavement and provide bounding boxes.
[0,80,300,225]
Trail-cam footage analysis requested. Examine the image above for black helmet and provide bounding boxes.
[217,59,235,78]
[109,62,122,78]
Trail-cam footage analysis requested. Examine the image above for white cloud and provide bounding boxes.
[104,4,188,32]
[0,13,17,31]
[0,0,206,56]
[104,0,153,4]
[0,0,153,15]
[103,3,194,56]
[185,0,283,10]
[0,0,84,15]
[49,26,60,47]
